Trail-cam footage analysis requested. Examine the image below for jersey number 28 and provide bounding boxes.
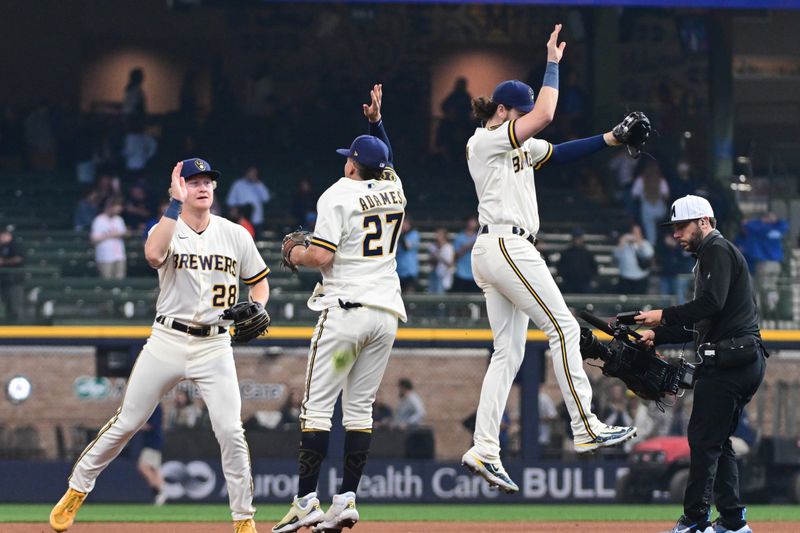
[363,212,404,257]
[212,284,237,308]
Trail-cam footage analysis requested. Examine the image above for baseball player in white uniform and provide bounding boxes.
[461,25,638,493]
[273,85,405,533]
[50,158,269,533]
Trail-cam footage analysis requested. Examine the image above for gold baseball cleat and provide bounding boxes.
[49,488,87,532]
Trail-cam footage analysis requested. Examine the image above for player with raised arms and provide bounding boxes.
[272,84,406,533]
[50,158,270,533]
[461,24,650,493]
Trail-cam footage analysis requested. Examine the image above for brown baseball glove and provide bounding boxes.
[281,229,311,272]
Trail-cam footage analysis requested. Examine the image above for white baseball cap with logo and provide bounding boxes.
[660,194,715,226]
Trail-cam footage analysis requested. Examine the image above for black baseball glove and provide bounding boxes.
[221,301,271,343]
[612,111,651,159]
[281,229,312,273]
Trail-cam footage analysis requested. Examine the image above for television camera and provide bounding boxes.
[578,310,697,404]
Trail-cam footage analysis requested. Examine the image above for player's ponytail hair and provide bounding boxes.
[354,161,384,182]
[472,96,499,123]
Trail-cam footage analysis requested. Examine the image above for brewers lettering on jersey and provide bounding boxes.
[460,24,638,496]
[50,158,267,533]
[272,84,404,533]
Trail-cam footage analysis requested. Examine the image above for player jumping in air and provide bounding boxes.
[461,24,650,493]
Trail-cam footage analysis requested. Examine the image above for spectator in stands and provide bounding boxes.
[143,200,169,241]
[633,398,674,444]
[74,116,101,185]
[122,68,147,121]
[669,157,696,200]
[396,217,420,293]
[372,390,393,429]
[657,231,693,305]
[450,216,479,292]
[630,159,670,244]
[556,228,597,293]
[0,225,24,323]
[608,149,638,204]
[436,77,474,170]
[393,378,426,429]
[168,389,202,429]
[91,196,127,279]
[279,389,301,426]
[601,383,634,428]
[614,224,653,294]
[669,393,692,437]
[463,409,512,460]
[441,77,473,121]
[427,228,454,294]
[740,212,789,318]
[95,169,121,207]
[137,403,167,506]
[578,168,610,207]
[228,204,256,240]
[731,409,757,453]
[291,177,317,229]
[74,187,102,232]
[559,70,590,136]
[123,184,155,233]
[121,119,157,175]
[538,390,558,449]
[226,165,272,232]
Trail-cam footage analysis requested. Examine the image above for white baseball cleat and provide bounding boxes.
[573,425,637,454]
[461,447,519,494]
[312,491,359,532]
[272,492,324,533]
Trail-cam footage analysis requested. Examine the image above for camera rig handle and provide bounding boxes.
[578,310,642,340]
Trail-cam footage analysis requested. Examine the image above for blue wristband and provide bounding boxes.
[543,61,559,90]
[164,199,183,220]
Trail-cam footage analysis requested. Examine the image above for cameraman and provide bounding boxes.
[635,195,766,533]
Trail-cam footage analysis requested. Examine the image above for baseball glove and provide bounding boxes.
[612,111,651,159]
[281,229,311,273]
[221,301,271,343]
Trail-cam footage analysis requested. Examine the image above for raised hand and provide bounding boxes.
[546,24,567,64]
[362,83,383,123]
[170,161,187,202]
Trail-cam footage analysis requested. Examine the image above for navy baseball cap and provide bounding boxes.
[492,80,535,113]
[180,158,221,180]
[336,135,389,169]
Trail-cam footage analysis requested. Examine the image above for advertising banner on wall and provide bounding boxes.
[2,458,628,504]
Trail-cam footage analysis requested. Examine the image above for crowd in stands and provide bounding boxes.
[0,48,794,316]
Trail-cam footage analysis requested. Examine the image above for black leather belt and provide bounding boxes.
[156,315,227,337]
[338,299,363,310]
[479,225,537,245]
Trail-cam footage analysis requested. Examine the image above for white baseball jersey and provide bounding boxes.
[466,120,553,235]
[151,215,269,324]
[307,171,407,322]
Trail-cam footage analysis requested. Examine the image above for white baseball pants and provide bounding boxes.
[300,306,398,431]
[68,323,255,520]
[471,232,603,461]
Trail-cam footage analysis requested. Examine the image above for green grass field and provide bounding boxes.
[3,504,800,523]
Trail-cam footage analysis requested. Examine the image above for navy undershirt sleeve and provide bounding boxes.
[368,120,394,165]
[549,134,608,165]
